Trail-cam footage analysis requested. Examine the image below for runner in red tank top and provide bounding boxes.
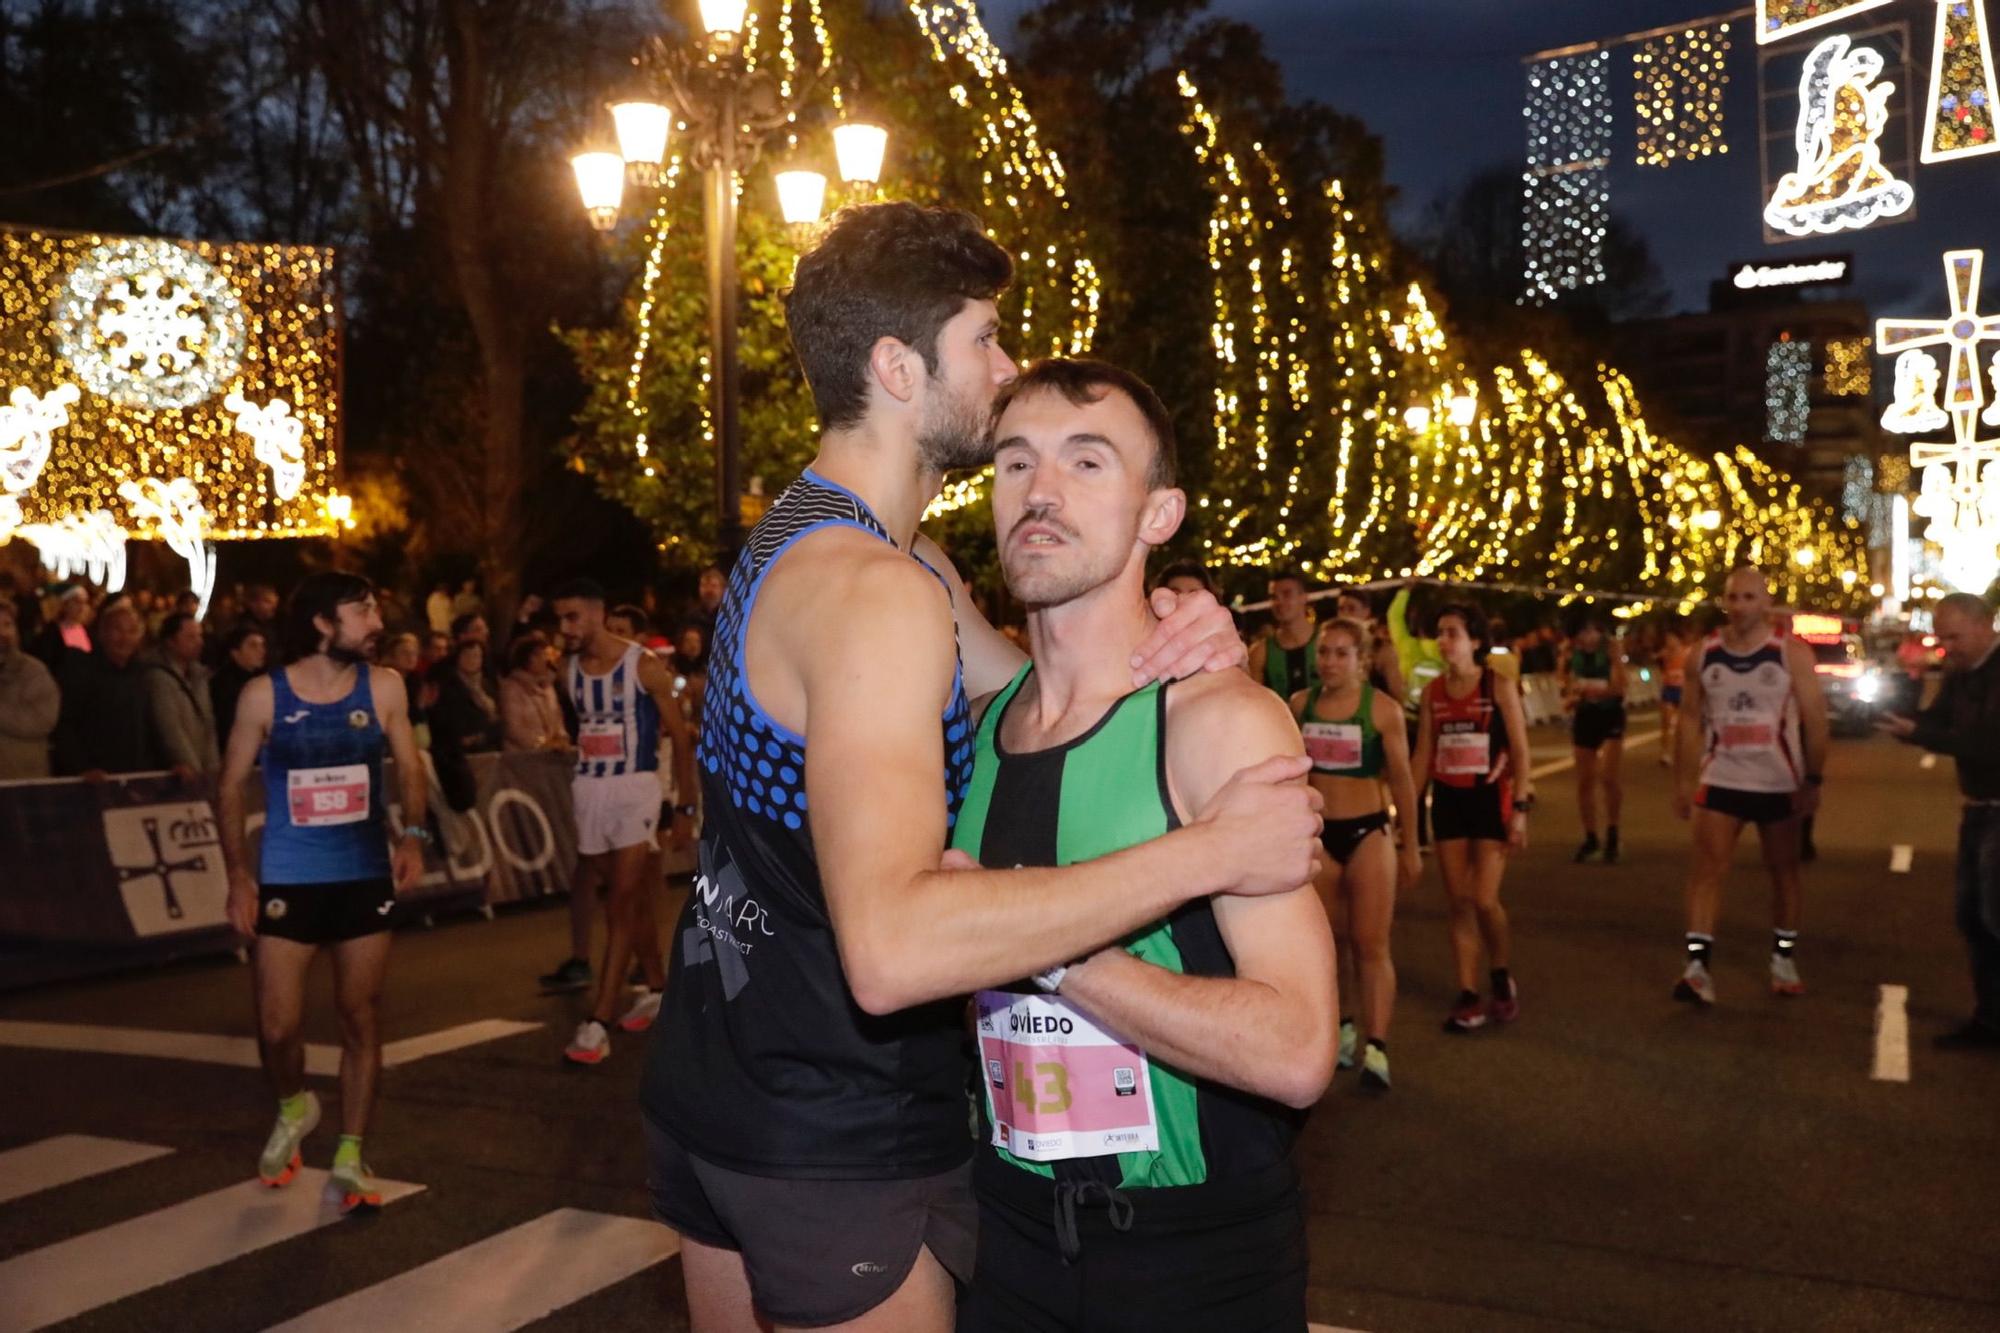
[1412,603,1535,1033]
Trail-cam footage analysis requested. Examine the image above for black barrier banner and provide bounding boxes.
[0,750,582,987]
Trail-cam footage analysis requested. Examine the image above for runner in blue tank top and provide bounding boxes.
[638,202,1293,1332]
[217,574,427,1215]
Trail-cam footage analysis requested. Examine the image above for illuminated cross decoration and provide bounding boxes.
[1924,0,2000,162]
[1757,0,1895,45]
[1877,248,2000,589]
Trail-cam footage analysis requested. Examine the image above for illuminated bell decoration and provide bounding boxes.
[572,152,625,231]
[832,122,889,183]
[118,476,217,619]
[1922,0,1999,162]
[774,169,828,225]
[612,102,672,185]
[0,383,81,494]
[1764,35,1915,237]
[1882,350,1951,433]
[51,239,246,410]
[224,393,308,501]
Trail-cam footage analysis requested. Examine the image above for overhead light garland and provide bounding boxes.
[1923,0,2000,161]
[1634,23,1733,167]
[1522,51,1614,302]
[1766,338,1814,443]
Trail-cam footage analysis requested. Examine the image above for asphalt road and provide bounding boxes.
[1,721,1993,1332]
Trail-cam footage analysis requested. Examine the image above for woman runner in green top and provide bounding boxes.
[1290,618,1421,1090]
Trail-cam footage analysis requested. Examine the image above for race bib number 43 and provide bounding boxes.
[287,765,369,827]
[975,990,1158,1162]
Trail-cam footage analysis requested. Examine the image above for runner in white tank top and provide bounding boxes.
[1671,567,1830,1006]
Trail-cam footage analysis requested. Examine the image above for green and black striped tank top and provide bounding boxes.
[950,665,1301,1191]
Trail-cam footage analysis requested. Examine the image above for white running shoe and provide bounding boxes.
[1336,1019,1358,1070]
[257,1091,321,1186]
[618,989,663,1033]
[1770,955,1806,997]
[1674,959,1716,1006]
[565,1019,611,1065]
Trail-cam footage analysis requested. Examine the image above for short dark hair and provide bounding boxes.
[552,577,607,605]
[1433,601,1490,664]
[508,632,550,672]
[1155,559,1213,593]
[608,603,650,635]
[995,357,1178,489]
[159,611,198,643]
[784,202,1013,432]
[222,620,265,655]
[1269,570,1311,593]
[1335,586,1374,612]
[1936,592,1994,622]
[282,572,373,663]
[448,612,484,640]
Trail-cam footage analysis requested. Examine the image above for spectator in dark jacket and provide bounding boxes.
[426,639,500,811]
[147,611,220,775]
[52,599,160,776]
[210,621,268,749]
[33,584,92,668]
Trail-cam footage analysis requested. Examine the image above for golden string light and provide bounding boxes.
[1633,23,1733,167]
[1824,335,1873,395]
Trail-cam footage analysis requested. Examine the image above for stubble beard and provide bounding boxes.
[916,375,996,474]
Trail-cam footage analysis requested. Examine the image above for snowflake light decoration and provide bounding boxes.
[51,239,246,410]
[0,383,80,493]
[224,394,307,500]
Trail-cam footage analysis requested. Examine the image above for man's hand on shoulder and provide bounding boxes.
[1134,587,1246,686]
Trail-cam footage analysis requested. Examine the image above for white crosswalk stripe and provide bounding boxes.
[0,1170,423,1332]
[265,1208,678,1332]
[0,1135,172,1207]
[0,1018,541,1075]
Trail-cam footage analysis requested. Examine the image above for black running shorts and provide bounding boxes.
[1696,784,1799,825]
[644,1115,975,1328]
[959,1154,1307,1333]
[257,879,397,945]
[1571,704,1627,750]
[1320,811,1391,868]
[1429,780,1513,843]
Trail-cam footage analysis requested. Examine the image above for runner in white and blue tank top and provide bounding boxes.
[215,574,428,1216]
[568,643,662,779]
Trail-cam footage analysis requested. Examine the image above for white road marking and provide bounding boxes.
[1528,727,1661,781]
[265,1208,677,1333]
[1872,984,1911,1083]
[1309,1325,1371,1333]
[0,1019,541,1076]
[0,1170,422,1332]
[0,1136,171,1207]
[1920,753,1937,770]
[1890,845,1914,874]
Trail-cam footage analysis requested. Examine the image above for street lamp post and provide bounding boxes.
[571,2,886,559]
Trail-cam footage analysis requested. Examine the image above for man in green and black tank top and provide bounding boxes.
[1250,569,1319,698]
[957,359,1336,1331]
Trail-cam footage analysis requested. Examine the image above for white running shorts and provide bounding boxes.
[573,770,661,856]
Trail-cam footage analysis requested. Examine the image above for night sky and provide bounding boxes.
[980,0,1990,318]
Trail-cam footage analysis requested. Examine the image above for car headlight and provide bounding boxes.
[1854,673,1881,703]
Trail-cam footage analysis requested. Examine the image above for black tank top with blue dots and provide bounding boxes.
[645,469,976,1179]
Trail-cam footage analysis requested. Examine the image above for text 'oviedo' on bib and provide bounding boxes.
[975,989,1159,1163]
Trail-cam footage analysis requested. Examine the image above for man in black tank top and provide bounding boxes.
[640,204,1319,1332]
[956,359,1335,1332]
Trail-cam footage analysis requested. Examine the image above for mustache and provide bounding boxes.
[1007,507,1078,543]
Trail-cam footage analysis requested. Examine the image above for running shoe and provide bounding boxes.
[1674,960,1716,1006]
[618,989,663,1033]
[1769,955,1806,997]
[1359,1044,1391,1091]
[538,957,591,993]
[1442,994,1488,1033]
[1487,978,1521,1024]
[564,1019,611,1065]
[257,1091,321,1187]
[329,1158,384,1214]
[1572,834,1600,864]
[1336,1019,1358,1070]
[1603,830,1621,865]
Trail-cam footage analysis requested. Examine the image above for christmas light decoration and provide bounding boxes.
[1766,338,1814,443]
[1766,34,1915,236]
[18,509,127,592]
[1923,0,1999,161]
[1522,51,1614,302]
[1824,334,1873,395]
[1879,250,2000,423]
[1634,23,1733,167]
[224,394,307,501]
[118,477,216,617]
[1757,0,1895,46]
[0,227,341,539]
[0,383,80,493]
[1882,349,1951,431]
[0,495,19,541]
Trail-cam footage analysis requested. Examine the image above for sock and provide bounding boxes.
[1456,988,1481,1008]
[1490,967,1512,998]
[333,1134,362,1170]
[1685,932,1714,969]
[1605,825,1620,847]
[1773,929,1799,961]
[278,1091,310,1123]
[1366,1037,1388,1055]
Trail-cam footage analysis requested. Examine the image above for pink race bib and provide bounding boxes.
[1437,730,1490,776]
[975,991,1159,1162]
[1302,721,1363,771]
[287,765,369,827]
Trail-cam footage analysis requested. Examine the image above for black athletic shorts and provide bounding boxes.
[1429,780,1513,843]
[644,1115,975,1328]
[257,878,396,945]
[958,1154,1307,1333]
[1696,784,1798,825]
[1572,704,1627,750]
[1320,811,1391,868]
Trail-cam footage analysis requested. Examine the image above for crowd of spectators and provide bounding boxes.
[0,565,724,787]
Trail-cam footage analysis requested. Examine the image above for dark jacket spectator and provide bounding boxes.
[427,640,500,810]
[146,612,220,775]
[0,600,59,780]
[210,621,268,749]
[51,601,160,776]
[33,585,93,669]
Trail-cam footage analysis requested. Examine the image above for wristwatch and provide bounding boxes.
[1512,794,1537,814]
[400,824,433,844]
[1032,964,1068,994]
[675,803,699,818]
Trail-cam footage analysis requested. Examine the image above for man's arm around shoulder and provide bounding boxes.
[1056,675,1337,1109]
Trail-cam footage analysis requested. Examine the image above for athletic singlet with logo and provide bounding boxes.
[1697,625,1802,794]
[1301,679,1383,779]
[644,470,975,1180]
[1425,668,1507,788]
[1262,623,1318,697]
[952,666,1300,1191]
[1569,646,1624,716]
[567,642,661,779]
[259,666,390,885]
